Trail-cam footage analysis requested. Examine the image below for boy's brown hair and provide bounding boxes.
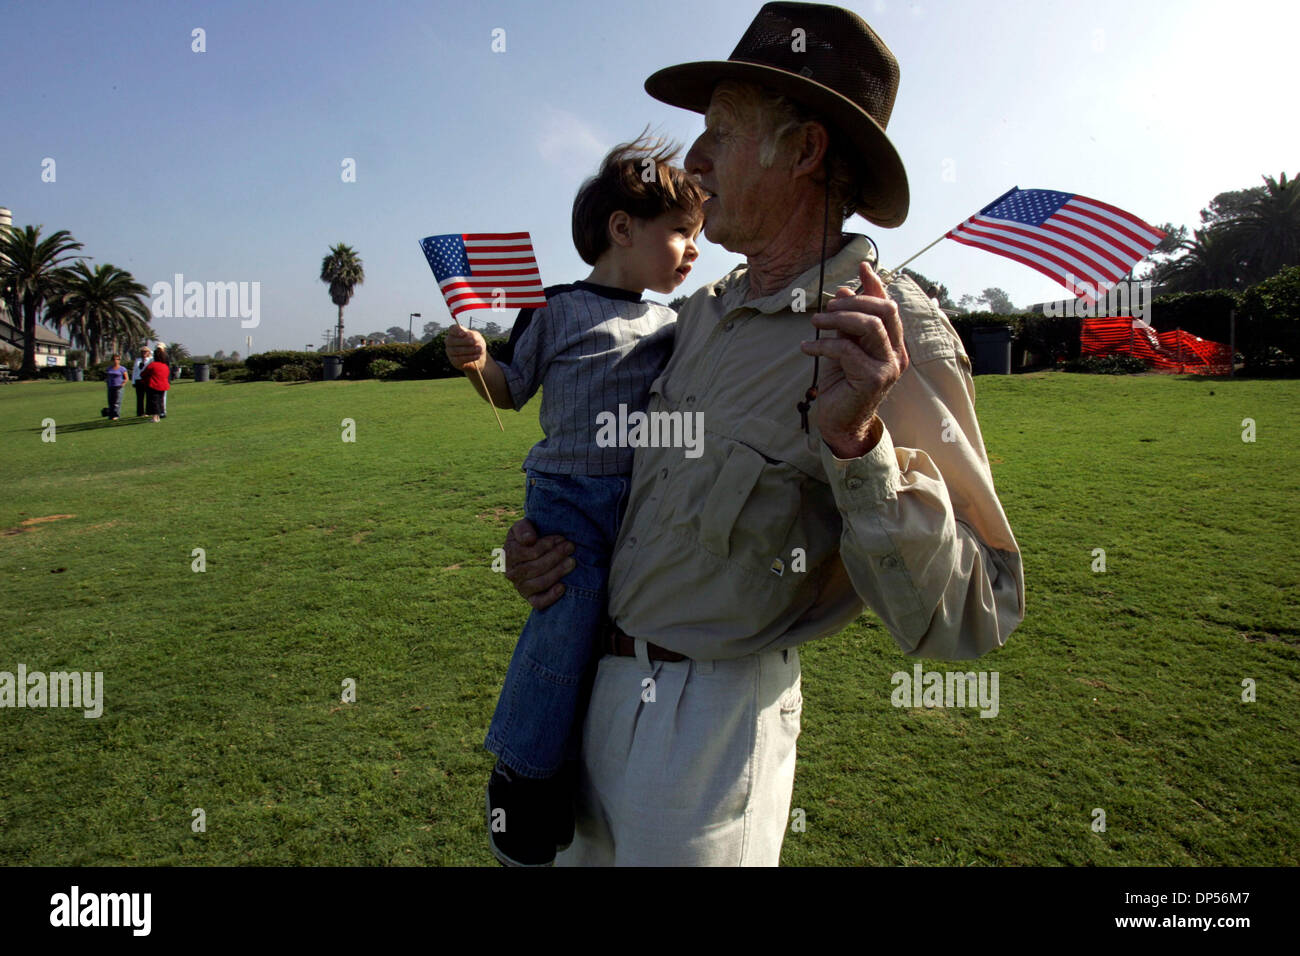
[571,131,706,266]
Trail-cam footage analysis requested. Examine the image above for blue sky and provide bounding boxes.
[3,0,1294,355]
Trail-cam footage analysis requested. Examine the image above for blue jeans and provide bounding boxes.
[485,470,630,778]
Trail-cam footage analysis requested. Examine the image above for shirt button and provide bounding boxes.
[660,468,669,479]
[627,537,637,548]
[846,477,863,491]
[725,322,734,332]
[881,555,899,569]
[686,395,696,403]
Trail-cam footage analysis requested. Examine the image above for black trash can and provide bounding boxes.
[193,363,210,382]
[323,355,342,381]
[64,366,84,382]
[972,326,1012,375]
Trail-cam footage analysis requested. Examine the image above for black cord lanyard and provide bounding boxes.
[796,187,832,434]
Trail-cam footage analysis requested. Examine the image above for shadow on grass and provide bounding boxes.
[17,416,160,434]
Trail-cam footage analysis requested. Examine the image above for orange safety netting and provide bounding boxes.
[1080,317,1232,375]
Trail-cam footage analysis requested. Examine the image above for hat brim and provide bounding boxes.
[645,60,909,228]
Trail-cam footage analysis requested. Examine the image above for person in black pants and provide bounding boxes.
[144,346,171,422]
[131,346,152,417]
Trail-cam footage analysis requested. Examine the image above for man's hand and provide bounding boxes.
[445,324,487,372]
[801,260,910,458]
[504,518,576,610]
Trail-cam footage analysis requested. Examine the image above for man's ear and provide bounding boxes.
[789,121,831,181]
[607,210,634,248]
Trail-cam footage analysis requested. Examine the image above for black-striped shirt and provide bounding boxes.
[498,281,676,475]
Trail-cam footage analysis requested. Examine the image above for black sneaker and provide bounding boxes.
[553,763,576,853]
[486,763,559,867]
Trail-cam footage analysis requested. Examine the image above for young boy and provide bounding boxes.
[444,136,704,866]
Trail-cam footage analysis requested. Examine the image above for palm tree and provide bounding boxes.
[1153,228,1247,294]
[0,225,84,378]
[46,261,153,366]
[319,243,364,352]
[1225,172,1300,284]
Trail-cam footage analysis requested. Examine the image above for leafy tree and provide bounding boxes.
[167,342,192,363]
[668,295,688,310]
[1199,187,1262,228]
[481,321,503,338]
[214,350,226,360]
[0,225,84,378]
[420,320,443,342]
[901,268,955,309]
[366,330,389,344]
[386,325,410,343]
[344,334,366,348]
[981,287,1017,314]
[956,288,1017,314]
[319,243,364,352]
[46,261,152,366]
[229,351,241,362]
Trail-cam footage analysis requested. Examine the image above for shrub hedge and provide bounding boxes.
[1239,266,1300,372]
[245,350,325,379]
[341,343,419,379]
[367,358,402,380]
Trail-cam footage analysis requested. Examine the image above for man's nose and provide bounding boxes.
[684,135,709,176]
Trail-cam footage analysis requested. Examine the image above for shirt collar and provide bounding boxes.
[709,234,880,315]
[574,280,642,303]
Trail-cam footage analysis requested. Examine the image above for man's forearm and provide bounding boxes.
[822,425,1024,660]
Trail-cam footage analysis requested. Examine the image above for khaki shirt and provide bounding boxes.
[607,235,1024,661]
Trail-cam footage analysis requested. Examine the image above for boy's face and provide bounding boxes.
[630,207,702,295]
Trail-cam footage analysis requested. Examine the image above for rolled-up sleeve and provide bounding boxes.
[818,286,1025,660]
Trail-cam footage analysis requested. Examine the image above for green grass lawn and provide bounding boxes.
[1,373,1296,866]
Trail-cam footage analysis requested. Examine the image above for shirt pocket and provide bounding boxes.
[698,441,802,576]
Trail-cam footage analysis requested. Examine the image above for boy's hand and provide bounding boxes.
[445,325,487,371]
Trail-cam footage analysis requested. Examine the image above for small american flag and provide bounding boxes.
[419,232,547,320]
[946,188,1164,303]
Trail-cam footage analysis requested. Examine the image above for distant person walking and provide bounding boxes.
[104,354,128,420]
[131,346,152,417]
[143,346,170,423]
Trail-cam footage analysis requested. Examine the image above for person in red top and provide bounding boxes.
[143,346,171,422]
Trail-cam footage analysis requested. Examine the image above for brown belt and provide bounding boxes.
[606,626,687,663]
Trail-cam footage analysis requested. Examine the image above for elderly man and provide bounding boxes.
[504,2,1024,865]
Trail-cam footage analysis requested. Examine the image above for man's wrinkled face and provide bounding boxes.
[684,83,791,255]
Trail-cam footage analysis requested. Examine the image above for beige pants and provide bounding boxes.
[556,642,802,866]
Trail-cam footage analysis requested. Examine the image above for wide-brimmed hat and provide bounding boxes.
[644,1,909,227]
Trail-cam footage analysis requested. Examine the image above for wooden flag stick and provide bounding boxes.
[876,233,950,284]
[454,317,504,432]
